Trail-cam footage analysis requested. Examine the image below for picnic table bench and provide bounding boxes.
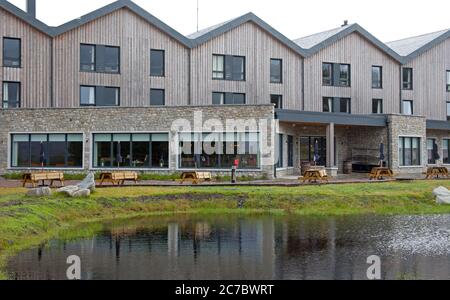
[22,172,65,188]
[369,167,394,180]
[179,172,213,184]
[301,168,329,184]
[99,172,139,186]
[425,167,449,179]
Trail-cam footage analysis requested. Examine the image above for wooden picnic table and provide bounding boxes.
[301,168,329,184]
[99,171,139,186]
[369,167,394,180]
[22,172,65,188]
[180,172,213,185]
[425,167,449,179]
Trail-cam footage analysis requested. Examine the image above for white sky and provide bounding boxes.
[7,0,450,42]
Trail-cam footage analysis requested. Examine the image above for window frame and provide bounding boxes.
[399,136,421,167]
[2,37,21,68]
[150,88,166,106]
[443,139,450,165]
[322,62,333,86]
[270,94,283,109]
[212,54,246,81]
[402,68,413,90]
[212,92,246,105]
[80,44,96,72]
[270,58,283,84]
[372,65,383,89]
[80,85,120,107]
[446,70,450,92]
[79,44,120,74]
[150,49,165,77]
[339,64,351,87]
[447,102,450,121]
[372,98,383,114]
[427,138,437,165]
[2,81,21,109]
[402,100,414,115]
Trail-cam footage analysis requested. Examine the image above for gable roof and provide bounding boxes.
[188,12,309,57]
[294,23,403,63]
[0,0,193,47]
[386,29,450,63]
[0,0,53,35]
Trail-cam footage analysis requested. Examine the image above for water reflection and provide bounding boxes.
[7,214,450,280]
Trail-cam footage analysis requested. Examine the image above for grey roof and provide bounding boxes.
[387,29,450,63]
[0,0,53,35]
[294,23,403,63]
[0,0,193,47]
[189,12,309,57]
[427,120,450,131]
[276,109,387,127]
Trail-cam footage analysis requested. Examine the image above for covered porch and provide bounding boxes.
[275,110,388,177]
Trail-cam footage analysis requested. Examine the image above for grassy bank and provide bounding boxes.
[1,180,450,279]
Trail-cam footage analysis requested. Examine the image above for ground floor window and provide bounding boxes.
[276,134,284,168]
[443,139,450,164]
[93,133,169,168]
[11,133,83,168]
[399,137,421,166]
[179,132,259,170]
[427,138,437,165]
[287,135,294,167]
[300,137,327,166]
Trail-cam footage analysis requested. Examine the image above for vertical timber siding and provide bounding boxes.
[53,8,190,108]
[190,22,304,109]
[304,33,401,114]
[402,38,450,121]
[0,9,51,108]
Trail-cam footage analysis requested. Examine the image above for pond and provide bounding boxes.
[6,214,450,280]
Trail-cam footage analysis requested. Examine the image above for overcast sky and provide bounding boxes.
[8,0,450,42]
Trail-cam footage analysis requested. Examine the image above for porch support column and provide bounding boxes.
[326,123,335,168]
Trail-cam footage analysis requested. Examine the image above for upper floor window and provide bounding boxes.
[3,37,21,67]
[322,63,350,87]
[2,81,20,108]
[402,100,413,115]
[447,102,450,121]
[322,63,333,86]
[150,89,165,106]
[80,85,119,107]
[372,66,383,89]
[372,99,383,114]
[402,68,413,90]
[270,59,282,83]
[150,50,165,77]
[323,97,351,114]
[212,54,245,81]
[270,94,283,109]
[80,44,120,73]
[212,92,245,105]
[446,70,450,92]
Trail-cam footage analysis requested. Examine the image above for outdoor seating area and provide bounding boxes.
[425,167,449,179]
[300,167,329,184]
[22,172,65,188]
[98,172,139,186]
[369,167,395,180]
[179,172,213,185]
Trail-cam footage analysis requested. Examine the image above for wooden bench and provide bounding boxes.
[425,167,449,179]
[369,167,394,180]
[180,172,213,184]
[22,172,65,188]
[301,168,329,184]
[99,172,139,186]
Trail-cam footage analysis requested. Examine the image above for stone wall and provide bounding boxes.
[387,114,427,174]
[0,105,275,177]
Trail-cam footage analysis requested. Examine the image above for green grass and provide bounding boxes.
[1,180,450,279]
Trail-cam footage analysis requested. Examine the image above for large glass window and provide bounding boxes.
[271,94,283,109]
[339,64,351,87]
[3,38,21,67]
[277,134,284,168]
[402,100,413,115]
[402,68,413,90]
[372,99,383,114]
[340,98,351,113]
[2,81,20,108]
[80,44,95,71]
[93,133,169,169]
[179,132,259,170]
[80,44,119,74]
[150,49,165,76]
[372,66,382,88]
[80,86,119,107]
[212,92,245,105]
[399,137,421,166]
[443,139,450,164]
[447,102,450,121]
[270,59,282,83]
[323,97,351,113]
[300,137,327,166]
[150,89,165,106]
[212,54,245,81]
[427,138,437,165]
[11,134,83,168]
[287,135,294,168]
[323,97,333,113]
[447,71,450,92]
